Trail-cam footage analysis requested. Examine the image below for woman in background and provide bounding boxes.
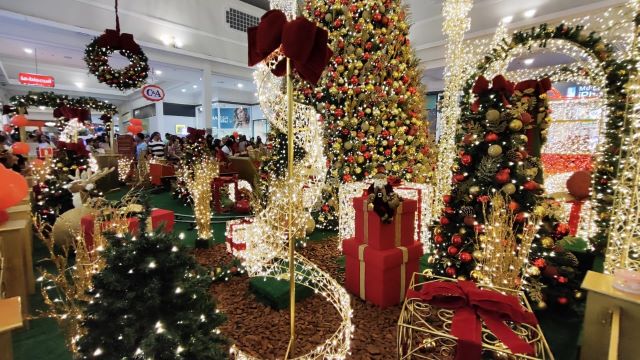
[148,132,165,158]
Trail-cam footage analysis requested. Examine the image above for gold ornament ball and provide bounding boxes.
[486,109,501,123]
[541,237,554,249]
[502,183,516,195]
[534,205,546,217]
[519,134,528,143]
[458,227,467,235]
[421,337,436,352]
[469,185,480,195]
[470,270,483,281]
[574,291,584,300]
[537,301,548,310]
[526,266,541,277]
[457,275,467,281]
[509,119,523,131]
[344,141,353,150]
[367,203,375,211]
[488,144,502,157]
[472,250,483,261]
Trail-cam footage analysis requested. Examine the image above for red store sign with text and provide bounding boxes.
[18,72,55,88]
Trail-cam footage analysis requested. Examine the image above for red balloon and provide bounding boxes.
[133,125,143,134]
[10,115,28,127]
[0,209,8,226]
[566,171,591,200]
[0,167,29,209]
[129,118,143,126]
[11,142,29,155]
[233,131,239,139]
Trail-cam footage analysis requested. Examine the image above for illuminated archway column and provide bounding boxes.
[434,0,474,215]
[201,63,213,130]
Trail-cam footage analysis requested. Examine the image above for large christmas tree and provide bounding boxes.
[77,209,227,359]
[301,0,433,229]
[432,75,582,308]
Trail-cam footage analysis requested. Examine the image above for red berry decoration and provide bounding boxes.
[515,212,527,223]
[445,266,457,277]
[459,252,473,263]
[556,223,571,236]
[447,246,459,256]
[533,258,546,268]
[451,234,463,246]
[557,276,568,284]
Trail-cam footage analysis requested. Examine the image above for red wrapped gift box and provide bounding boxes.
[353,197,417,250]
[149,163,175,186]
[343,237,422,308]
[212,175,239,213]
[225,218,252,255]
[81,209,175,251]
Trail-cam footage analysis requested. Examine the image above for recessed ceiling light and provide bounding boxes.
[181,88,186,92]
[161,36,172,46]
[523,58,535,66]
[74,82,84,88]
[24,48,33,54]
[501,16,513,24]
[237,83,244,88]
[192,85,198,88]
[154,70,162,75]
[524,9,536,18]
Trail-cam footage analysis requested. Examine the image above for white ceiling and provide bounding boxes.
[0,0,625,103]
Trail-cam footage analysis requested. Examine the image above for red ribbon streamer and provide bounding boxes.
[248,10,333,85]
[567,200,584,236]
[406,281,538,360]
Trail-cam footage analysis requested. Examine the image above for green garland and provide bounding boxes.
[84,38,149,91]
[461,22,638,251]
[9,91,118,115]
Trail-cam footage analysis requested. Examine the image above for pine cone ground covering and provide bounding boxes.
[194,240,399,359]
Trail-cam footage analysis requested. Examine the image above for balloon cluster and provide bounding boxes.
[126,118,144,134]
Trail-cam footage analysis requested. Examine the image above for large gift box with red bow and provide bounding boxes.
[353,196,417,250]
[343,238,422,308]
[397,273,552,360]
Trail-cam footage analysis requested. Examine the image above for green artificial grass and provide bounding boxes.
[249,276,314,310]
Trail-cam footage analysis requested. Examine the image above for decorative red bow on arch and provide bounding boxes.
[471,75,515,112]
[515,78,552,94]
[248,10,333,85]
[406,280,538,360]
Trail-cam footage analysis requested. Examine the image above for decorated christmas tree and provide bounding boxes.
[77,208,227,359]
[300,0,433,229]
[432,75,582,309]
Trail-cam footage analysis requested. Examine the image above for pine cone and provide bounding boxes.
[555,251,579,267]
[460,206,475,217]
[506,149,521,162]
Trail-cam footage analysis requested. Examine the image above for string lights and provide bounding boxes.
[434,0,474,219]
[181,158,218,244]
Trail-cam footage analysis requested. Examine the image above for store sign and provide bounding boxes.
[18,72,55,88]
[141,84,165,102]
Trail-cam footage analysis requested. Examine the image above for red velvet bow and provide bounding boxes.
[406,280,538,360]
[186,127,206,141]
[58,106,90,121]
[95,29,144,55]
[248,10,333,85]
[471,75,514,112]
[515,77,552,94]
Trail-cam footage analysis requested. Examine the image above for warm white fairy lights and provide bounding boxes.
[182,158,219,241]
[117,157,133,182]
[228,2,352,358]
[604,0,640,273]
[434,0,474,218]
[59,118,86,142]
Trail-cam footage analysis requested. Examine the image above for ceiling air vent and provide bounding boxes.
[226,8,260,32]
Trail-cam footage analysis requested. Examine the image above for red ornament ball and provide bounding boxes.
[463,216,476,226]
[484,132,499,142]
[443,194,453,203]
[508,201,520,212]
[451,234,463,246]
[533,258,547,268]
[434,234,444,244]
[557,276,568,284]
[439,216,450,225]
[444,207,455,215]
[557,297,569,305]
[445,266,457,277]
[447,246,459,256]
[461,154,472,165]
[495,169,511,184]
[453,173,466,183]
[515,212,527,223]
[523,181,539,191]
[459,252,473,263]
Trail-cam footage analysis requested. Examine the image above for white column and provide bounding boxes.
[155,101,164,135]
[201,63,213,130]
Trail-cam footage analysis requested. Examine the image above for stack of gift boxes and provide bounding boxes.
[342,195,423,308]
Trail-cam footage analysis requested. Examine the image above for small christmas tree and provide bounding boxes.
[77,208,227,359]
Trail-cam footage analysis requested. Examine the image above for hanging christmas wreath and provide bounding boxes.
[84,0,149,91]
